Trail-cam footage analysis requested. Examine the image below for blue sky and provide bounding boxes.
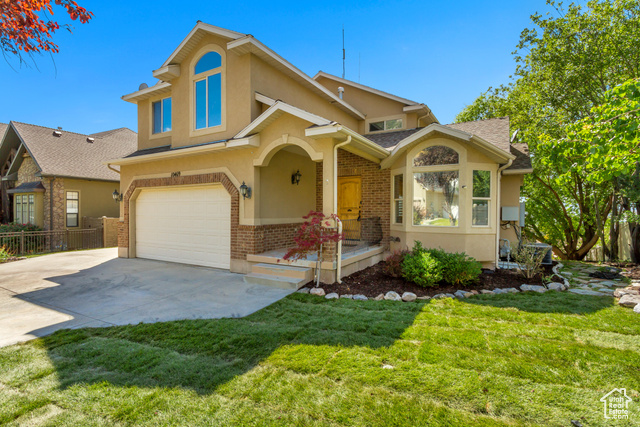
[1,0,560,134]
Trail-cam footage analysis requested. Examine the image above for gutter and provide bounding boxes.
[496,158,513,269]
[107,164,120,175]
[333,135,352,284]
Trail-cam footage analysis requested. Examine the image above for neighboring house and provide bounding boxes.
[110,22,531,282]
[0,122,137,230]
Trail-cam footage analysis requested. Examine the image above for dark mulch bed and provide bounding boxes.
[305,261,558,298]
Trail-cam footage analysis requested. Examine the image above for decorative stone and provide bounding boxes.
[547,282,564,291]
[597,288,614,294]
[432,293,447,299]
[599,281,617,287]
[374,294,385,301]
[480,289,495,294]
[310,288,325,296]
[417,296,431,300]
[454,290,466,298]
[493,288,508,294]
[352,294,368,301]
[563,272,573,276]
[384,291,402,301]
[325,292,339,299]
[504,288,519,293]
[619,294,640,308]
[402,292,417,302]
[634,304,640,314]
[520,284,547,293]
[296,288,310,294]
[382,364,394,370]
[568,288,608,296]
[614,288,639,298]
[340,294,353,299]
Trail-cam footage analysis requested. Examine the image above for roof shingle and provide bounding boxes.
[11,122,137,181]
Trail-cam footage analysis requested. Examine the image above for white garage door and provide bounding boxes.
[135,185,231,269]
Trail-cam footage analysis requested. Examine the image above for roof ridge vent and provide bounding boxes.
[87,137,95,143]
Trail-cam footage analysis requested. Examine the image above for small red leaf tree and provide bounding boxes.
[284,210,343,287]
[1,0,94,64]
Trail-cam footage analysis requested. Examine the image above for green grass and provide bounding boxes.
[0,292,639,426]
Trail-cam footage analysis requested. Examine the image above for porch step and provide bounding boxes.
[251,263,314,281]
[243,273,309,290]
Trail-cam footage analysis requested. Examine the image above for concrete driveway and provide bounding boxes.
[0,248,294,347]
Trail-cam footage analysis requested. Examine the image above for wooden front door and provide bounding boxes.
[338,176,362,241]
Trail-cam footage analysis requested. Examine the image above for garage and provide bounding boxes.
[135,185,231,269]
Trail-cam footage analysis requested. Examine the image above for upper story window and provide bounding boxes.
[369,118,403,132]
[412,146,460,227]
[152,97,172,134]
[194,51,222,130]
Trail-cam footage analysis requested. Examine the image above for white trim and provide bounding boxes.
[380,123,515,169]
[313,71,418,106]
[235,101,332,139]
[304,124,389,160]
[503,168,533,175]
[161,22,246,67]
[228,37,365,120]
[122,82,172,103]
[152,64,181,81]
[255,92,276,106]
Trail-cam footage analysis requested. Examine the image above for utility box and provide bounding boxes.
[501,206,520,222]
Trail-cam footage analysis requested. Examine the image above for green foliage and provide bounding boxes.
[426,248,482,286]
[401,243,443,287]
[383,249,409,278]
[0,246,11,262]
[0,223,41,233]
[512,241,548,280]
[455,0,640,260]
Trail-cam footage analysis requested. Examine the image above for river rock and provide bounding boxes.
[402,292,417,302]
[384,291,402,301]
[480,289,495,294]
[547,282,564,291]
[520,284,547,293]
[325,292,339,299]
[310,288,325,296]
[619,294,640,308]
[353,294,368,301]
[374,294,385,301]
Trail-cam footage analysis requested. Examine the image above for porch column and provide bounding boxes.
[321,153,335,216]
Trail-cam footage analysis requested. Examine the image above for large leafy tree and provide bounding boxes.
[456,0,640,260]
[0,0,93,63]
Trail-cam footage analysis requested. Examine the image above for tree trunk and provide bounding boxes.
[630,221,640,264]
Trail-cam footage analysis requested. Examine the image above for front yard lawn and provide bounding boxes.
[1,292,638,426]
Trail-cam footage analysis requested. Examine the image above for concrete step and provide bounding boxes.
[251,263,313,281]
[243,273,308,290]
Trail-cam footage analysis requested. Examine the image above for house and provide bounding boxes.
[110,22,531,283]
[0,122,137,230]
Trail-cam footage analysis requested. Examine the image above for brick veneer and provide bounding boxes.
[336,149,391,247]
[119,172,301,261]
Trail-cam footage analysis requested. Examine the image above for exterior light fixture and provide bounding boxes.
[291,169,302,185]
[112,189,123,202]
[240,181,252,199]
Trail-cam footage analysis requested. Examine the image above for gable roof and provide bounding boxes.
[8,122,137,181]
[0,123,7,140]
[235,101,334,139]
[122,23,366,120]
[370,117,530,172]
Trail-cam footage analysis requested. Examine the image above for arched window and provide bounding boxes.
[194,51,222,129]
[412,145,460,227]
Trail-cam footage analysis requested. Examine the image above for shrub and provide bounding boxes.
[0,223,41,233]
[383,250,410,278]
[402,245,443,287]
[0,246,11,262]
[426,248,482,286]
[512,240,547,279]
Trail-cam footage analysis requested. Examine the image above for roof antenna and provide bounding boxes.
[358,53,361,83]
[342,25,346,79]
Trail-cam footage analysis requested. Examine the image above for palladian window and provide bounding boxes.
[412,146,460,227]
[194,51,222,130]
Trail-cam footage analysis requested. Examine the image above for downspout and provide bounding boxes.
[333,135,352,283]
[496,158,513,269]
[107,163,120,175]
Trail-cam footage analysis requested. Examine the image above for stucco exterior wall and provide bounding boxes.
[64,178,120,221]
[500,174,524,244]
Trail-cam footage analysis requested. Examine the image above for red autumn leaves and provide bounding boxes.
[0,0,93,56]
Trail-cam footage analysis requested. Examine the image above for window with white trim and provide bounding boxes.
[393,174,403,224]
[472,170,491,226]
[152,97,172,134]
[66,191,79,227]
[369,118,403,132]
[412,146,460,227]
[14,194,34,224]
[194,51,222,130]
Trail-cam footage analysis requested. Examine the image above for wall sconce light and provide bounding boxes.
[291,169,302,185]
[112,189,123,202]
[239,181,252,199]
[461,185,468,189]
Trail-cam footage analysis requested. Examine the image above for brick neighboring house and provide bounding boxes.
[109,23,532,283]
[0,122,137,230]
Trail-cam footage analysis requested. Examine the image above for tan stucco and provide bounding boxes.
[63,179,120,227]
[500,174,524,244]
